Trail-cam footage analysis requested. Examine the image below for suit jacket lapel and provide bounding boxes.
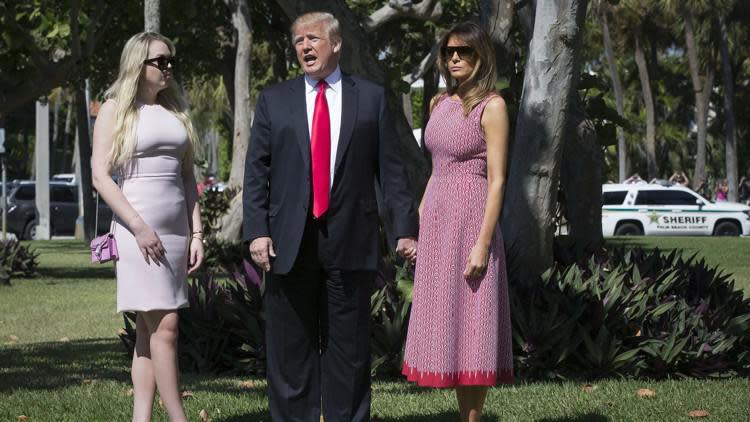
[335,75,358,175]
[289,76,310,171]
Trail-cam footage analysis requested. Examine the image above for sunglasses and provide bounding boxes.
[143,56,175,72]
[442,46,475,60]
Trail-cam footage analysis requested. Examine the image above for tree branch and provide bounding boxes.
[402,38,440,85]
[365,0,442,32]
[85,2,115,57]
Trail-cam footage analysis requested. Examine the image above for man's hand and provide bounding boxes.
[249,237,276,272]
[396,237,417,263]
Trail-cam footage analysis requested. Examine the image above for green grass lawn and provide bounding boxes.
[1,239,749,421]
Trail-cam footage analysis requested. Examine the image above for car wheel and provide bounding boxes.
[713,221,740,236]
[614,222,643,236]
[22,221,36,240]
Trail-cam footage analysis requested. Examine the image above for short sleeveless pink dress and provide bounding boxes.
[402,94,514,387]
[114,103,190,313]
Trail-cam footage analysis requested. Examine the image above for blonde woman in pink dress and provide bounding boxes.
[91,32,204,422]
[402,22,513,422]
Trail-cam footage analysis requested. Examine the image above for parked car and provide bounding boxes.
[602,183,750,237]
[6,181,112,239]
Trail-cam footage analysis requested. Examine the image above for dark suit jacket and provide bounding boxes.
[242,73,419,275]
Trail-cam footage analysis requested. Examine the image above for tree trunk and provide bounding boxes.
[75,85,95,241]
[561,103,603,255]
[500,0,588,278]
[479,0,515,78]
[683,9,713,189]
[144,0,160,32]
[633,29,658,180]
[225,0,252,190]
[600,9,627,182]
[217,0,253,241]
[718,16,738,202]
[273,0,428,196]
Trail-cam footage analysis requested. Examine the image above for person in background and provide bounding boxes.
[669,171,690,187]
[624,173,645,184]
[739,174,750,204]
[715,179,729,202]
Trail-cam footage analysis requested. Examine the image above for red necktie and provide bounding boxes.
[311,80,330,218]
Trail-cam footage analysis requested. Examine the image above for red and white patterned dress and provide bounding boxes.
[402,94,514,387]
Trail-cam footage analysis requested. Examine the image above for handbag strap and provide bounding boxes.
[94,171,123,238]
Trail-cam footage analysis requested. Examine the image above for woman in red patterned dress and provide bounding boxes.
[402,22,513,422]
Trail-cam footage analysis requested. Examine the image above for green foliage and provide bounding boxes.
[511,245,750,380]
[0,240,40,282]
[410,88,424,129]
[198,187,235,238]
[370,261,414,378]
[118,238,750,380]
[197,187,245,276]
[199,238,246,279]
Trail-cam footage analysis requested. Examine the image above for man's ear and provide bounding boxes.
[332,39,342,54]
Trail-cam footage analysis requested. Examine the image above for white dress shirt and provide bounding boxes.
[304,66,342,188]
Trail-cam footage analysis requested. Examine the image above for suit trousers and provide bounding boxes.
[265,216,374,422]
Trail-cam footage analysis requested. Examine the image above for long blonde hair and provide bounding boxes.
[104,32,199,169]
[435,22,497,116]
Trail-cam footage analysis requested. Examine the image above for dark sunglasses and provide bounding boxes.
[143,56,175,72]
[442,46,475,60]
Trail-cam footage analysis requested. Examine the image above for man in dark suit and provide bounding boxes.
[243,11,418,422]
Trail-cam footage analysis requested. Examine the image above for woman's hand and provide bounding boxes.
[188,237,204,274]
[131,220,166,265]
[463,244,489,279]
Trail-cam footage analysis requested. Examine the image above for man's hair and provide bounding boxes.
[291,12,341,43]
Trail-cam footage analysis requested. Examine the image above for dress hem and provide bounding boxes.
[402,362,514,388]
[117,303,190,313]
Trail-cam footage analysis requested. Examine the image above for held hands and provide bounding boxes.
[131,219,166,265]
[396,237,417,264]
[188,236,205,274]
[249,236,276,272]
[463,243,489,279]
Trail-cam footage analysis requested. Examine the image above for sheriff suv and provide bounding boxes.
[602,183,750,237]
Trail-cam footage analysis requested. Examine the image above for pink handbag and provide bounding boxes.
[90,188,119,264]
[90,233,119,263]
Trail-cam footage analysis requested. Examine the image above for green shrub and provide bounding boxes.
[510,247,750,380]
[198,187,235,238]
[198,238,246,277]
[0,240,40,283]
[119,241,750,380]
[370,259,413,378]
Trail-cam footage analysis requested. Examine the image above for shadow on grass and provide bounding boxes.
[39,265,115,280]
[372,413,461,421]
[217,411,271,421]
[536,414,610,422]
[0,337,129,392]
